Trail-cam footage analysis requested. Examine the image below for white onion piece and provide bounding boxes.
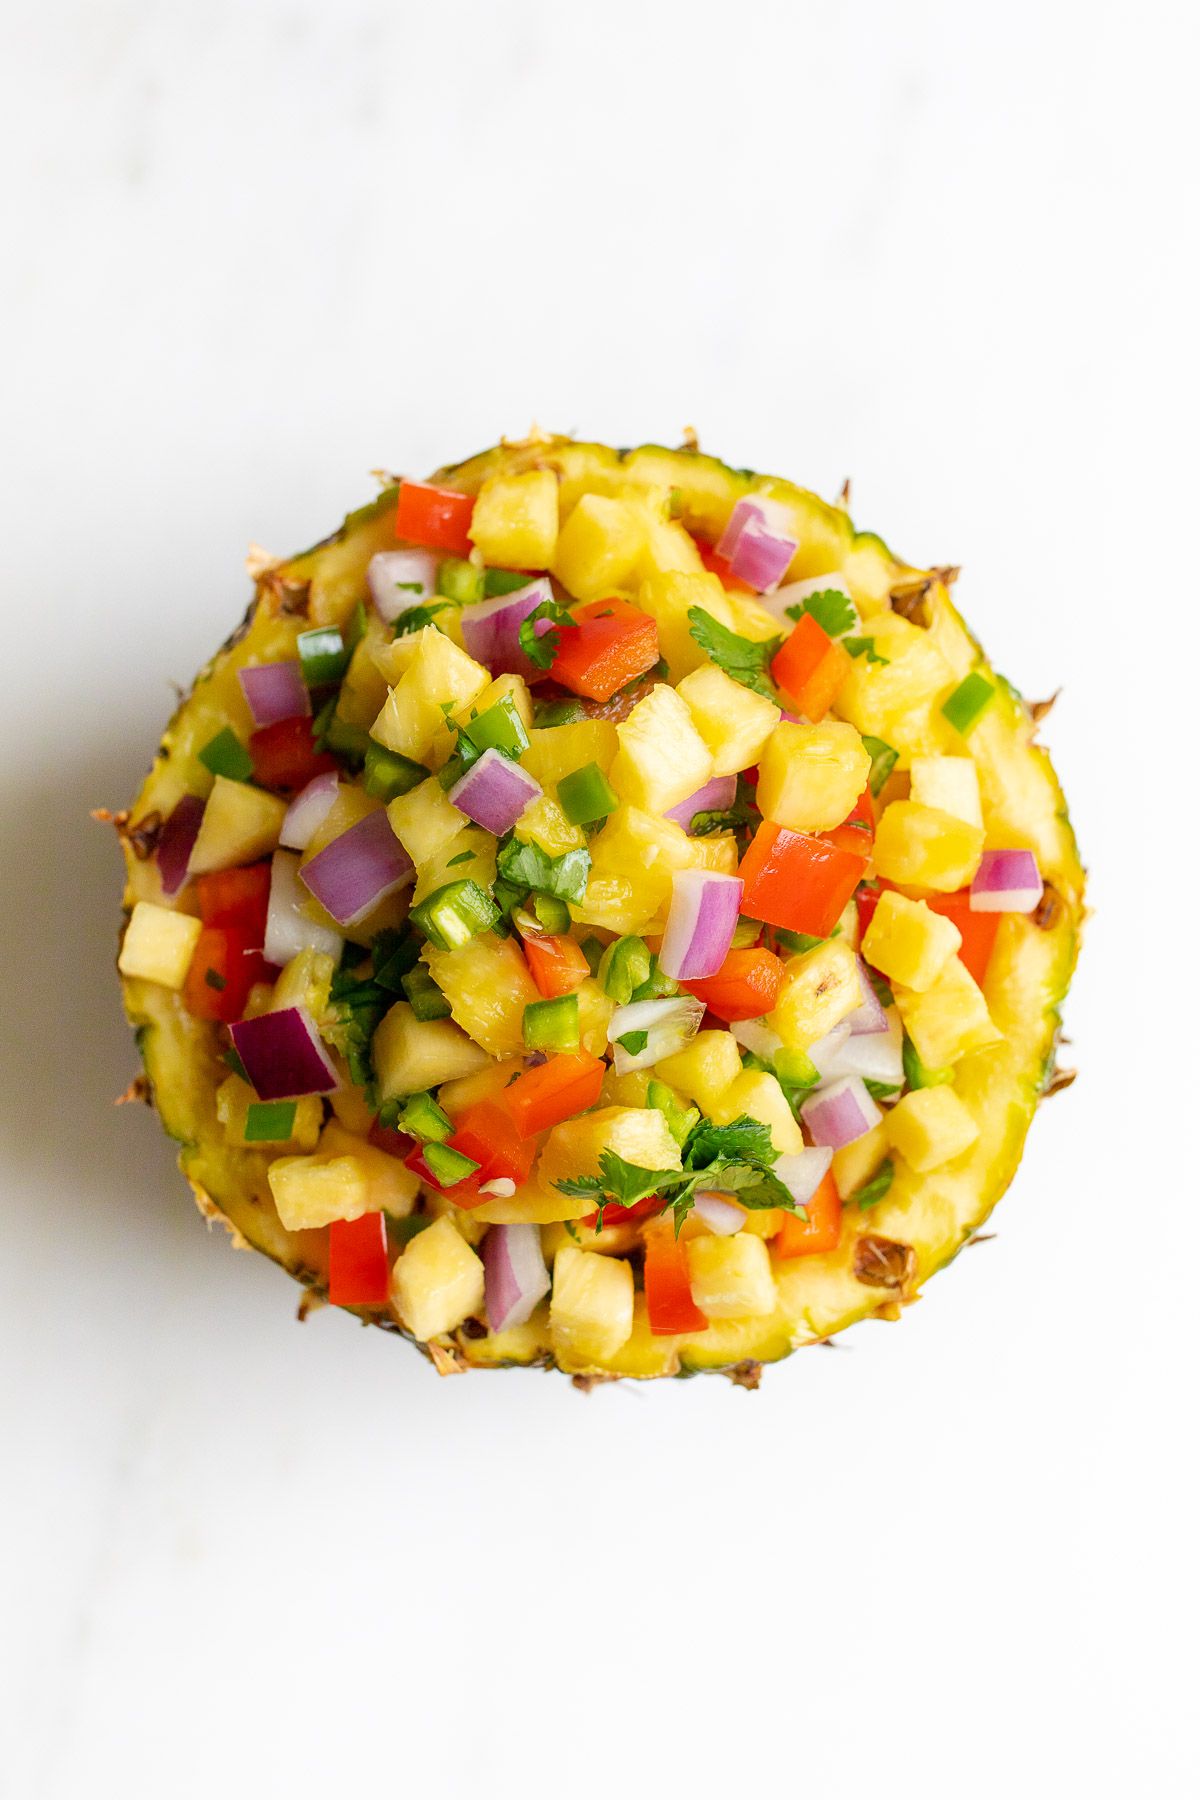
[658,869,744,981]
[970,849,1043,913]
[800,1078,881,1149]
[367,549,439,622]
[693,1192,747,1235]
[264,850,345,966]
[809,1015,903,1088]
[483,1224,550,1333]
[607,995,705,1074]
[731,1017,784,1060]
[280,771,340,851]
[808,1020,853,1078]
[765,570,856,627]
[773,1146,834,1206]
[846,957,890,1035]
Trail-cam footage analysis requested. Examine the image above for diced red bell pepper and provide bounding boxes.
[549,598,660,703]
[925,889,1001,987]
[442,1100,537,1208]
[581,1196,666,1230]
[183,924,273,1023]
[738,822,869,939]
[395,479,475,558]
[521,932,591,999]
[328,1212,390,1306]
[821,785,876,858]
[770,613,852,722]
[249,715,338,793]
[774,1173,842,1258]
[195,861,272,944]
[682,946,786,1022]
[855,880,883,938]
[693,538,757,596]
[643,1219,708,1335]
[501,1053,606,1139]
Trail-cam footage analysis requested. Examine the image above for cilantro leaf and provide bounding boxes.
[687,607,780,700]
[555,1152,672,1208]
[615,1030,650,1056]
[864,1079,901,1101]
[518,598,575,671]
[861,736,898,797]
[393,599,451,636]
[844,635,889,665]
[852,1159,895,1210]
[684,1115,778,1171]
[496,834,591,904]
[784,587,856,637]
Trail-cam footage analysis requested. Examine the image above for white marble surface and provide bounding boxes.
[1,2,1197,1795]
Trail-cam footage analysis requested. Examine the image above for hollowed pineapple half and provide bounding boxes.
[113,435,1084,1382]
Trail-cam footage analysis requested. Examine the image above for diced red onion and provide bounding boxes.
[809,1021,853,1078]
[265,850,345,965]
[607,994,705,1074]
[716,498,786,560]
[238,661,311,729]
[230,1006,339,1101]
[693,1192,747,1235]
[778,709,805,724]
[809,1015,903,1087]
[800,1077,882,1149]
[299,809,414,927]
[156,794,206,898]
[663,774,738,833]
[280,770,340,851]
[367,550,439,623]
[447,747,541,836]
[483,1223,551,1332]
[730,519,799,594]
[459,578,555,678]
[658,870,744,981]
[731,1017,783,1059]
[970,849,1043,914]
[773,1146,834,1206]
[846,956,890,1035]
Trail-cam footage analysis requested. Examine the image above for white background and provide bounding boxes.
[1,2,1197,1795]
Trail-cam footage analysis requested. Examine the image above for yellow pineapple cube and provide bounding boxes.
[609,683,714,814]
[576,803,693,934]
[709,1069,805,1154]
[723,592,789,643]
[685,833,740,875]
[834,613,956,751]
[390,1215,485,1341]
[521,719,618,790]
[575,977,616,1057]
[675,663,780,776]
[832,1120,890,1198]
[469,1172,596,1225]
[387,777,465,870]
[327,1070,378,1134]
[216,1074,323,1151]
[550,1247,635,1363]
[334,635,390,726]
[553,494,647,599]
[437,1057,524,1118]
[422,932,539,1056]
[370,628,489,762]
[268,1154,370,1231]
[909,755,983,829]
[271,947,336,1018]
[861,890,961,991]
[469,468,559,570]
[886,1086,980,1171]
[895,958,1002,1067]
[411,827,496,906]
[756,721,871,834]
[874,800,984,891]
[118,901,203,989]
[513,794,584,856]
[636,571,735,680]
[538,1105,682,1191]
[600,1067,656,1109]
[769,938,862,1049]
[685,1233,775,1319]
[373,1002,490,1097]
[655,1029,743,1114]
[316,1120,421,1216]
[188,776,288,876]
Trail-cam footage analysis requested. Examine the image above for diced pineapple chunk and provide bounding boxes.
[636,571,735,680]
[861,889,961,991]
[553,494,647,599]
[756,721,871,834]
[216,1074,322,1151]
[411,826,497,905]
[768,938,862,1050]
[577,803,694,934]
[334,635,390,726]
[272,946,336,1018]
[538,1106,682,1191]
[686,1234,775,1320]
[514,794,584,856]
[390,1214,485,1341]
[437,1057,523,1118]
[422,932,539,1057]
[521,719,618,790]
[373,1002,490,1097]
[370,628,490,762]
[268,1154,370,1231]
[655,1029,743,1114]
[723,592,788,643]
[831,1120,890,1198]
[469,1174,596,1225]
[387,777,465,870]
[885,1086,980,1171]
[188,776,287,876]
[834,613,956,753]
[327,1069,378,1134]
[708,1069,806,1154]
[686,833,739,875]
[894,958,1002,1067]
[600,1067,656,1108]
[576,977,616,1057]
[675,663,780,776]
[609,683,713,815]
[550,1246,635,1363]
[469,469,559,570]
[909,755,983,828]
[118,901,203,989]
[874,801,984,891]
[316,1119,420,1215]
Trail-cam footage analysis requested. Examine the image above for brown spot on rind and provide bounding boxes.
[1033,886,1065,930]
[125,810,163,861]
[115,1074,152,1107]
[1043,1065,1078,1098]
[428,1340,469,1376]
[728,1360,762,1390]
[853,1234,916,1291]
[1029,689,1061,724]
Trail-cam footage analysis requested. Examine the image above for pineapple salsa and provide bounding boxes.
[114,436,1083,1379]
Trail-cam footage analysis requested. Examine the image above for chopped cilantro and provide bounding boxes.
[446,849,475,868]
[853,1159,895,1209]
[518,597,575,670]
[784,587,856,637]
[843,635,889,664]
[687,607,780,700]
[393,599,451,636]
[496,834,590,904]
[615,1029,650,1057]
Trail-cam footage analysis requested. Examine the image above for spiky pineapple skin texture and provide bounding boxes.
[117,436,1084,1381]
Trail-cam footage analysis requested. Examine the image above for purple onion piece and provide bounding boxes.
[772,1147,834,1206]
[658,870,744,981]
[663,774,738,833]
[729,518,798,594]
[483,1224,551,1333]
[238,662,311,729]
[299,809,414,927]
[264,850,345,966]
[846,956,890,1035]
[230,1006,339,1100]
[715,498,766,561]
[156,794,206,897]
[969,849,1043,914]
[459,579,555,678]
[446,747,541,836]
[799,1077,881,1149]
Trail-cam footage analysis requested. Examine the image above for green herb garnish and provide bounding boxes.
[687,607,780,700]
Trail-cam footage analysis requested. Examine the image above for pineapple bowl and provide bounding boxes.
[110,434,1083,1382]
